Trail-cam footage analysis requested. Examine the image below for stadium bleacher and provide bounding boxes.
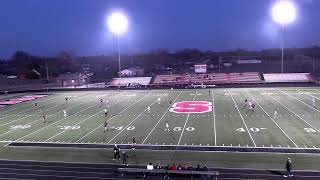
[263,73,314,83]
[110,77,152,87]
[153,72,261,85]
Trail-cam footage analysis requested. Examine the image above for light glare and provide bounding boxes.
[107,12,128,35]
[271,0,296,25]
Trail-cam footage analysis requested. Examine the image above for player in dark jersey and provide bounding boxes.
[42,114,46,123]
[100,98,103,107]
[65,97,68,103]
[104,121,108,132]
[34,102,38,108]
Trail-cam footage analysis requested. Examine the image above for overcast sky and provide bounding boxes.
[0,0,319,58]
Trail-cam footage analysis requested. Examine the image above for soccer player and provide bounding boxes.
[104,108,108,117]
[63,109,67,117]
[251,103,255,112]
[147,106,150,114]
[169,100,172,105]
[312,98,316,107]
[104,121,108,132]
[106,99,109,108]
[244,99,248,108]
[34,102,38,108]
[165,121,170,131]
[100,98,103,107]
[224,90,227,96]
[248,100,252,110]
[273,110,278,119]
[65,97,68,104]
[158,97,161,105]
[132,136,136,150]
[42,114,46,123]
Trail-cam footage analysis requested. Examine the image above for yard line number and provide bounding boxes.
[57,126,80,130]
[236,127,267,133]
[10,125,31,130]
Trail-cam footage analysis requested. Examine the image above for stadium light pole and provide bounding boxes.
[271,0,296,73]
[107,12,128,77]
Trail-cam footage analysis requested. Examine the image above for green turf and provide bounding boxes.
[1,87,320,170]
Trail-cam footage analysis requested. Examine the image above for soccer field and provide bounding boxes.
[1,87,320,151]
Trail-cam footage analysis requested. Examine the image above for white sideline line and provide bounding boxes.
[44,93,125,142]
[142,91,182,144]
[280,90,320,113]
[265,91,320,132]
[107,92,160,143]
[0,93,98,138]
[247,91,298,148]
[177,93,197,145]
[228,90,256,147]
[75,92,151,143]
[13,92,107,142]
[212,92,217,146]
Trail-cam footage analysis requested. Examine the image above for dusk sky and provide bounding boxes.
[0,0,319,58]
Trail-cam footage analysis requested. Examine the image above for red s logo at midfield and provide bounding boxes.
[169,101,212,114]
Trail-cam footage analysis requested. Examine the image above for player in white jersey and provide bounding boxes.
[158,98,161,105]
[312,98,316,107]
[273,110,278,119]
[104,108,108,117]
[147,106,150,114]
[224,90,227,96]
[164,121,170,131]
[248,100,252,110]
[63,109,67,117]
[106,99,109,108]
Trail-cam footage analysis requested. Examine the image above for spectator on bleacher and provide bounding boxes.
[203,164,208,171]
[177,164,183,170]
[155,162,161,169]
[187,164,193,171]
[196,164,201,171]
[147,163,154,170]
[170,164,177,171]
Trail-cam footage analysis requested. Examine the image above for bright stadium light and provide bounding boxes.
[271,0,296,73]
[107,12,128,35]
[107,12,129,77]
[272,0,296,25]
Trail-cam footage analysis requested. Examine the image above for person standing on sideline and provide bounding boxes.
[113,144,120,160]
[122,151,128,166]
[284,157,293,177]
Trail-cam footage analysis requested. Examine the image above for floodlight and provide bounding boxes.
[107,12,128,35]
[272,0,296,25]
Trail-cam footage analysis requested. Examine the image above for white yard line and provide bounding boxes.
[142,91,182,144]
[280,90,320,113]
[212,92,217,146]
[265,91,320,132]
[177,93,197,145]
[44,93,125,142]
[74,92,151,143]
[107,93,160,144]
[12,92,110,141]
[228,90,256,147]
[247,91,298,148]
